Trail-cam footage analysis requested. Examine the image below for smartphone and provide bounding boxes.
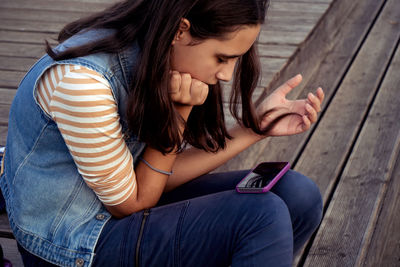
[236,162,290,193]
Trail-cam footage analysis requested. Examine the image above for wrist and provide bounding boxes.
[231,123,266,143]
[174,104,193,122]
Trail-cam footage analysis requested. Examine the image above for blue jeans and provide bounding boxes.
[18,169,323,267]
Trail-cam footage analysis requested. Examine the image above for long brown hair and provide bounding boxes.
[46,0,270,153]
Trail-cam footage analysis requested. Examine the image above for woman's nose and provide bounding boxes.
[216,62,236,82]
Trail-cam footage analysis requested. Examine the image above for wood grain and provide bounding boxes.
[0,126,8,146]
[0,0,111,12]
[304,40,400,267]
[362,143,400,266]
[0,238,23,267]
[295,0,400,205]
[0,43,44,58]
[0,30,57,45]
[0,71,24,89]
[217,0,385,172]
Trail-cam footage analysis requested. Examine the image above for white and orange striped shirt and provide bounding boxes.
[36,64,136,206]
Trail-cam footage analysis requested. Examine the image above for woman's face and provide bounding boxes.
[170,22,261,85]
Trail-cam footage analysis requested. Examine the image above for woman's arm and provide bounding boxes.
[167,74,325,190]
[166,124,262,191]
[107,72,209,217]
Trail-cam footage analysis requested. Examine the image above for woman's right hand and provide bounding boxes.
[169,71,209,121]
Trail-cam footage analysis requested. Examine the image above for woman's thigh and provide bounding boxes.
[93,169,322,266]
[159,169,322,219]
[159,168,323,254]
[94,189,294,267]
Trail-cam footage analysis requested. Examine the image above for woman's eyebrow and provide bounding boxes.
[216,53,242,59]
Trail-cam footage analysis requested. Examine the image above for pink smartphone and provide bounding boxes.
[236,162,290,193]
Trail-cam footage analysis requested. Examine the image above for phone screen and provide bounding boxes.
[236,162,289,193]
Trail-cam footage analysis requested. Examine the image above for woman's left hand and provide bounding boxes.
[257,74,325,136]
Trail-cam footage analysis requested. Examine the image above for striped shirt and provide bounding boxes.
[36,64,136,206]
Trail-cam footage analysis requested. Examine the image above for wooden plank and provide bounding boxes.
[265,17,320,29]
[217,0,385,172]
[295,0,400,208]
[0,43,43,59]
[0,57,37,73]
[0,19,64,33]
[69,0,118,2]
[221,57,285,104]
[258,30,307,45]
[0,30,57,45]
[285,0,332,2]
[0,89,16,106]
[269,2,330,14]
[304,40,400,267]
[257,58,288,96]
[0,0,110,12]
[0,104,11,126]
[262,22,315,33]
[70,0,118,2]
[258,43,297,58]
[0,70,24,89]
[266,10,325,20]
[256,0,387,166]
[0,89,14,126]
[0,8,86,23]
[0,214,12,236]
[0,126,7,146]
[362,146,400,266]
[0,238,23,267]
[294,0,400,263]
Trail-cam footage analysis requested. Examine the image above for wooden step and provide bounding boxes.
[304,34,400,267]
[217,0,386,172]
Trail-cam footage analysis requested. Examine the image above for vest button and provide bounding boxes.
[96,214,105,220]
[75,258,84,267]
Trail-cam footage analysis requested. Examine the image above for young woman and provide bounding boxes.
[0,0,325,266]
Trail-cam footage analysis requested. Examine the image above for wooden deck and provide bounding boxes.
[1,0,399,266]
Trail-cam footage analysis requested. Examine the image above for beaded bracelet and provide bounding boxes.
[139,157,173,176]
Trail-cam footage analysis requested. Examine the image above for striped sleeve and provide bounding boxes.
[36,64,136,206]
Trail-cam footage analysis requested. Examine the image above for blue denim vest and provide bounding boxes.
[0,29,145,266]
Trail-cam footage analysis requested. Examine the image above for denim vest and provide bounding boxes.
[0,29,145,267]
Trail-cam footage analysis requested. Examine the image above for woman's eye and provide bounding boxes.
[217,57,228,64]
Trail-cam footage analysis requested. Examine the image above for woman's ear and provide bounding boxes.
[172,18,191,45]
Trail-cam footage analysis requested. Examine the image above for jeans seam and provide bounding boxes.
[136,209,150,267]
[174,201,190,267]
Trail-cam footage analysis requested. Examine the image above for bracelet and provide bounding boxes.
[139,157,173,176]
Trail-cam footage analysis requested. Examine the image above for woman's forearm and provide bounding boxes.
[105,146,177,217]
[165,124,264,191]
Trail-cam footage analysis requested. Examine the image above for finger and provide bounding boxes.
[316,87,325,102]
[199,82,209,104]
[169,71,181,94]
[180,73,192,103]
[191,79,209,105]
[307,92,321,112]
[306,103,317,123]
[301,115,311,131]
[277,74,302,96]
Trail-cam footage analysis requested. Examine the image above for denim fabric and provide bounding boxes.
[18,169,322,266]
[0,29,145,267]
[92,169,322,266]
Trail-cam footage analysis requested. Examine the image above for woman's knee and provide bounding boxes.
[272,170,323,228]
[231,193,294,263]
[234,192,293,236]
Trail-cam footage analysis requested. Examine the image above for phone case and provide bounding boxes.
[235,162,290,193]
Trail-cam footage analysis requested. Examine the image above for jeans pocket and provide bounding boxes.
[139,201,190,267]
